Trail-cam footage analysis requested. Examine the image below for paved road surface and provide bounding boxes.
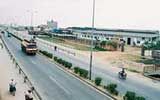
[3,35,111,100]
[5,30,160,100]
[36,35,160,100]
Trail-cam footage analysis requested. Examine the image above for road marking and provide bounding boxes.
[31,60,37,65]
[49,76,71,95]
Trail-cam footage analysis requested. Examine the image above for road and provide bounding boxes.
[6,30,160,100]
[3,34,111,100]
[36,35,160,100]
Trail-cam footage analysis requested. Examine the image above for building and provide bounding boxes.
[68,27,160,46]
[47,20,58,30]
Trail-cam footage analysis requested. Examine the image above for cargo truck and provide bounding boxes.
[21,39,37,55]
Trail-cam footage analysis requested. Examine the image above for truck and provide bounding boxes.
[21,39,37,55]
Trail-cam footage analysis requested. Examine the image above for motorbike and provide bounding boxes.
[118,71,127,80]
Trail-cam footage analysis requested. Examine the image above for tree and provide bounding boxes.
[100,41,106,48]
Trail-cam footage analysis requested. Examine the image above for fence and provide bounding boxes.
[0,36,42,100]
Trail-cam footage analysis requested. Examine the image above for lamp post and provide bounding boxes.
[27,10,37,26]
[89,0,96,80]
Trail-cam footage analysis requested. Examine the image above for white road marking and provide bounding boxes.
[31,60,36,65]
[49,76,71,95]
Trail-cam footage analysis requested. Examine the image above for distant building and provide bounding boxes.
[68,27,160,46]
[47,20,58,30]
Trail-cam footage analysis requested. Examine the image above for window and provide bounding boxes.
[137,41,140,44]
[142,37,145,40]
[106,38,109,40]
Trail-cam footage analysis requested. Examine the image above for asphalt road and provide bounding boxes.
[37,36,160,100]
[3,35,112,100]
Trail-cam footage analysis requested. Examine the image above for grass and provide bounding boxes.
[136,58,160,65]
[38,35,107,51]
[127,68,141,73]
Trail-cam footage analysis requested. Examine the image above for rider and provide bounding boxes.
[121,68,126,77]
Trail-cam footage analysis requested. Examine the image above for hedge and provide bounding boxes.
[135,96,145,100]
[54,56,58,61]
[54,56,72,69]
[104,83,119,96]
[95,77,102,86]
[106,40,118,49]
[74,67,79,74]
[39,50,53,58]
[123,91,145,100]
[123,91,136,100]
[73,67,88,78]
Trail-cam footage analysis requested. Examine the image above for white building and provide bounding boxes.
[70,27,160,46]
[47,20,58,30]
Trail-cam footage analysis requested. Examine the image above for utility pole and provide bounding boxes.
[27,10,37,27]
[89,0,95,80]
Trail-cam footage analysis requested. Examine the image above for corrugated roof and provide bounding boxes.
[68,27,159,34]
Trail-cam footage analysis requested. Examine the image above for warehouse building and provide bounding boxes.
[69,27,160,46]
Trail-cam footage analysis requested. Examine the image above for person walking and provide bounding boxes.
[9,79,17,96]
[25,90,33,100]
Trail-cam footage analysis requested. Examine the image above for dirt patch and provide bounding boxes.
[83,46,144,72]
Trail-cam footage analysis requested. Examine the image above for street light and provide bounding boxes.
[89,0,96,80]
[27,10,38,26]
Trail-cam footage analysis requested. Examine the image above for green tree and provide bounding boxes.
[100,41,106,48]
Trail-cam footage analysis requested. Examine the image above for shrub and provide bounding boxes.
[39,50,53,58]
[123,91,146,100]
[61,60,67,66]
[74,67,79,74]
[54,57,72,69]
[57,58,63,64]
[94,46,107,51]
[47,53,53,58]
[66,62,72,69]
[123,91,136,100]
[106,40,118,49]
[81,69,88,78]
[95,77,102,86]
[54,56,58,61]
[64,62,72,69]
[78,68,88,78]
[135,96,145,100]
[105,83,119,96]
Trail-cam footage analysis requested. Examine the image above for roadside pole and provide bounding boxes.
[89,0,96,80]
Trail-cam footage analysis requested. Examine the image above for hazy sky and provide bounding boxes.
[0,0,160,30]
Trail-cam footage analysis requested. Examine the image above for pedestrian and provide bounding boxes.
[9,79,17,96]
[25,90,33,100]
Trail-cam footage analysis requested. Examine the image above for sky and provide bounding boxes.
[0,0,160,30]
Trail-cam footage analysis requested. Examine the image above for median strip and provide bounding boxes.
[38,50,118,100]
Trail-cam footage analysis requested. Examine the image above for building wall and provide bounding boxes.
[74,31,159,46]
[47,20,58,30]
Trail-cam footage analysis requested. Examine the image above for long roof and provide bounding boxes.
[68,27,159,34]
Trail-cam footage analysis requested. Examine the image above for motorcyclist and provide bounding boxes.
[9,79,17,96]
[119,68,127,78]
